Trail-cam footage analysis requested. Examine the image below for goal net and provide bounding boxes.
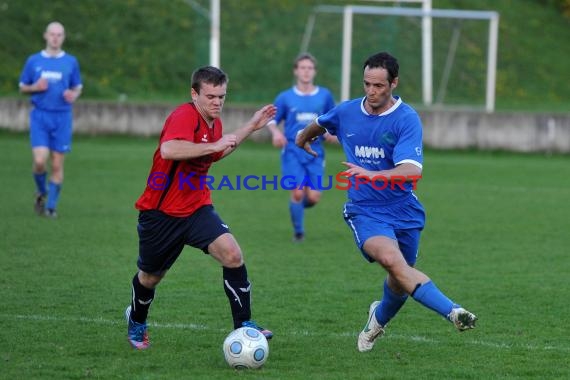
[300,3,499,111]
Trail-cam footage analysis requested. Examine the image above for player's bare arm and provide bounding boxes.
[160,135,236,160]
[342,161,422,182]
[19,77,48,94]
[265,121,287,148]
[295,121,326,157]
[220,104,276,157]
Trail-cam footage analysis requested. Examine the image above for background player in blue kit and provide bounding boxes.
[19,21,83,218]
[266,53,336,242]
[296,52,477,352]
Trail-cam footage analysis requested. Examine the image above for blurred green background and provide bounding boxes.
[1,0,569,111]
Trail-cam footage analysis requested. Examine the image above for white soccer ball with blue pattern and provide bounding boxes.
[223,326,269,369]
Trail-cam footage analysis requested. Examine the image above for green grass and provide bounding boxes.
[1,130,569,379]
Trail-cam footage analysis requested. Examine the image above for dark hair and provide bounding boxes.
[191,66,228,94]
[362,52,399,84]
[294,52,317,69]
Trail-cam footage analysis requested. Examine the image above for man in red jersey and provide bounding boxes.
[125,66,276,350]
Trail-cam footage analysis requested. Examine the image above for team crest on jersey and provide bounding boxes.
[380,132,396,145]
[201,134,208,142]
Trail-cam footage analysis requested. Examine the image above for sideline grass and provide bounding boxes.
[1,130,569,379]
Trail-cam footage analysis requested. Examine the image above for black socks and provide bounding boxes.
[223,265,252,329]
[130,273,155,324]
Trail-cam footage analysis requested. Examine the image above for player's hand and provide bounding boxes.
[63,89,78,103]
[250,104,277,131]
[295,130,318,157]
[34,78,48,92]
[324,133,339,144]
[341,162,374,179]
[216,134,238,151]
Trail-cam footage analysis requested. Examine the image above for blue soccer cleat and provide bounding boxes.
[125,305,150,350]
[241,320,273,340]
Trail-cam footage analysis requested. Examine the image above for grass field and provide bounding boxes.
[1,130,569,379]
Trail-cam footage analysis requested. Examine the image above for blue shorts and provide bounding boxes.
[30,108,73,153]
[342,194,425,265]
[281,144,325,191]
[137,205,230,274]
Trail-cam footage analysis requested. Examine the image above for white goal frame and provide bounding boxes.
[301,3,500,112]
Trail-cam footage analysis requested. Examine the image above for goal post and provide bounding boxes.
[301,3,500,112]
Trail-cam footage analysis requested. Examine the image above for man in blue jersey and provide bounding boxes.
[296,52,477,352]
[19,21,83,218]
[266,53,336,242]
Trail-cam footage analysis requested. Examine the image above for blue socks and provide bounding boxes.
[46,181,62,211]
[34,172,47,195]
[290,196,317,234]
[373,280,457,326]
[34,174,62,211]
[411,280,455,318]
[375,280,409,326]
[289,200,304,234]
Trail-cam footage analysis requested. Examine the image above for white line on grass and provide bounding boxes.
[3,313,569,353]
[2,313,209,331]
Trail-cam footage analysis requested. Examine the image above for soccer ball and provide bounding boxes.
[222,327,269,369]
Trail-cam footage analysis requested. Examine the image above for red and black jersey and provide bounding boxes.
[135,103,224,217]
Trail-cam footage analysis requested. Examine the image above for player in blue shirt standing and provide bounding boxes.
[19,21,83,218]
[266,53,336,242]
[296,52,477,352]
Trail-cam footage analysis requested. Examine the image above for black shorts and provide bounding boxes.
[137,205,230,274]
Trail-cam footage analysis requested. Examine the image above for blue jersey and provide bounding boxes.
[272,86,335,157]
[317,96,423,204]
[19,51,82,112]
